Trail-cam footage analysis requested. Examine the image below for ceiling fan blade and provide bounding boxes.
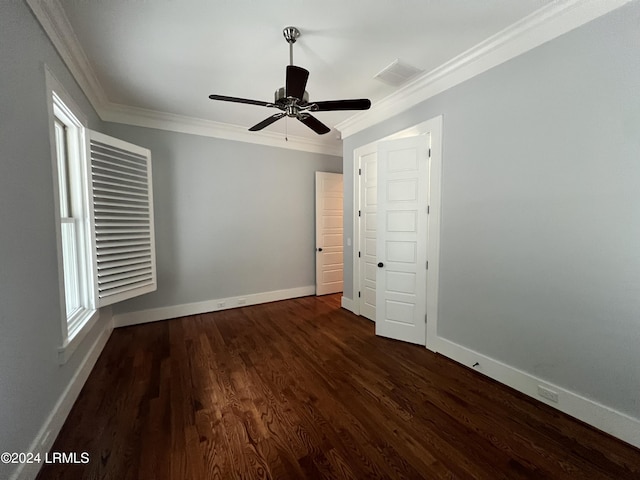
[298,113,330,135]
[209,94,272,107]
[310,99,371,111]
[249,113,286,131]
[286,65,309,100]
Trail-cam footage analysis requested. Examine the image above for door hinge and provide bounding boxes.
[428,148,431,158]
[427,205,430,214]
[358,210,361,217]
[425,314,427,324]
[358,251,361,258]
[358,291,361,298]
[358,168,362,175]
[426,261,429,269]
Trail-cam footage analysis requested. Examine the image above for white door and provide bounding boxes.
[359,148,377,320]
[315,172,343,295]
[375,135,429,345]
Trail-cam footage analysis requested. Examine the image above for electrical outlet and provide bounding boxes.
[217,301,226,308]
[537,385,559,403]
[237,298,247,305]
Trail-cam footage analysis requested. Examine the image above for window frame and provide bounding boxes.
[45,67,99,364]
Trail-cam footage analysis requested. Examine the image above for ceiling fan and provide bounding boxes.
[208,26,371,135]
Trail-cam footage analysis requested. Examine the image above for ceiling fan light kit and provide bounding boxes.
[209,26,371,135]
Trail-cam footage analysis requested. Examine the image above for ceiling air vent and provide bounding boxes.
[374,59,423,87]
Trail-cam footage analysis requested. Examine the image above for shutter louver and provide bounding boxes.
[88,131,156,307]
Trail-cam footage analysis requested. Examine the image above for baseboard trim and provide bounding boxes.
[113,285,316,328]
[431,336,640,450]
[341,295,355,313]
[10,319,113,480]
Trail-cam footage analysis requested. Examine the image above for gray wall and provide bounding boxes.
[1,4,339,473]
[0,2,111,477]
[102,124,342,314]
[343,3,640,420]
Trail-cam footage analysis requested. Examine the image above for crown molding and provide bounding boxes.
[336,0,632,139]
[26,0,341,157]
[102,103,342,156]
[30,0,627,151]
[26,0,109,114]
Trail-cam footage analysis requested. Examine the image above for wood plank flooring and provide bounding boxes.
[37,294,640,479]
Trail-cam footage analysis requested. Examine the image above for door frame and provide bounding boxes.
[351,115,442,351]
[356,142,378,321]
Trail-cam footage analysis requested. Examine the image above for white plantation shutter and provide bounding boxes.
[88,130,157,307]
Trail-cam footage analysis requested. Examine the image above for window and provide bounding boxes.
[51,89,97,352]
[46,68,156,363]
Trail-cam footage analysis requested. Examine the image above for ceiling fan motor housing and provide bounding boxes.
[274,87,309,116]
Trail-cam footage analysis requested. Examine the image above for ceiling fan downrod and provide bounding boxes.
[283,26,300,66]
[208,24,371,135]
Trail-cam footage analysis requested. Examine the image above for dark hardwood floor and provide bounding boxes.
[37,294,640,479]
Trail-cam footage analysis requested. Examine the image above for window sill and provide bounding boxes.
[58,308,100,365]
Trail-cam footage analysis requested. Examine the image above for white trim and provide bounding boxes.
[45,65,87,127]
[351,116,443,351]
[27,0,108,115]
[45,66,76,348]
[27,0,630,153]
[336,0,632,138]
[9,318,113,480]
[341,295,355,313]
[101,103,342,156]
[112,286,316,327]
[26,0,341,157]
[58,309,100,365]
[431,336,640,450]
[425,116,442,352]
[46,66,99,361]
[351,140,378,318]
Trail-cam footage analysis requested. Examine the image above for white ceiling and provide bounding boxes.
[56,0,553,148]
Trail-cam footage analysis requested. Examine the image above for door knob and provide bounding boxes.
[377,262,384,268]
[317,247,323,252]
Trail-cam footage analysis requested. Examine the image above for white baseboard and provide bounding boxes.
[113,285,316,328]
[10,319,113,480]
[341,295,355,313]
[431,336,640,450]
